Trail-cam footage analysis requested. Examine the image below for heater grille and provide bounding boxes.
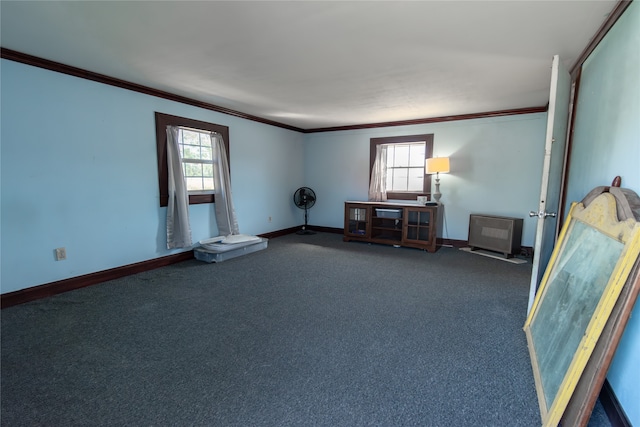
[468,214,523,257]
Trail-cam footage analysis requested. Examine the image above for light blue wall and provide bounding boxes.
[0,59,304,294]
[565,2,640,424]
[0,56,548,295]
[304,114,547,245]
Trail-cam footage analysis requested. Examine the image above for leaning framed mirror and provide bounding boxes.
[523,190,640,426]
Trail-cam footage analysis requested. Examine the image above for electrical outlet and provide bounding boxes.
[55,247,67,261]
[268,216,272,223]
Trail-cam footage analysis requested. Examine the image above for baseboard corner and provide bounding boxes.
[600,379,632,427]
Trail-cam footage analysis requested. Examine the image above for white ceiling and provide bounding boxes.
[0,1,617,130]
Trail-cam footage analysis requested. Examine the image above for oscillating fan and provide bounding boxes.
[293,187,316,235]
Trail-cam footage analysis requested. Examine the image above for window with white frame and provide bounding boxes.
[178,128,215,193]
[369,134,434,200]
[385,142,426,192]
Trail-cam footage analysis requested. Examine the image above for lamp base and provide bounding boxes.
[433,178,442,202]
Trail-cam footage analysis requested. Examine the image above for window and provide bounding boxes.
[155,112,230,207]
[178,128,215,193]
[370,134,434,200]
[385,142,426,192]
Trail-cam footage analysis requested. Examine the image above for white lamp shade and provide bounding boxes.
[425,157,450,174]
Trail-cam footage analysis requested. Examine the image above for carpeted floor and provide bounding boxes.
[1,232,611,426]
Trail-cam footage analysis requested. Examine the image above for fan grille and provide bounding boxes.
[293,187,316,209]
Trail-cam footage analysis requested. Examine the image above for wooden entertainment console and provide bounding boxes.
[343,201,439,252]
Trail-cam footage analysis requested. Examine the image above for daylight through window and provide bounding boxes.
[385,142,426,192]
[155,112,230,207]
[178,128,215,193]
[369,133,434,200]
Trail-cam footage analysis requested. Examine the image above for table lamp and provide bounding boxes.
[425,157,450,202]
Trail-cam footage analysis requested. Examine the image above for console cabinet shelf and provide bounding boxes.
[344,201,439,252]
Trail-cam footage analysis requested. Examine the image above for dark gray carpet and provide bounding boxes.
[1,232,610,426]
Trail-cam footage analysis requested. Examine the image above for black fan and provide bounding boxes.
[293,187,316,235]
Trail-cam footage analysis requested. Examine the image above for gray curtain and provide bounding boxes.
[166,126,192,249]
[368,144,388,201]
[211,132,239,236]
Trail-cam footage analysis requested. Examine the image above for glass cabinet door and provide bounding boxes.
[346,205,369,237]
[404,208,433,243]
